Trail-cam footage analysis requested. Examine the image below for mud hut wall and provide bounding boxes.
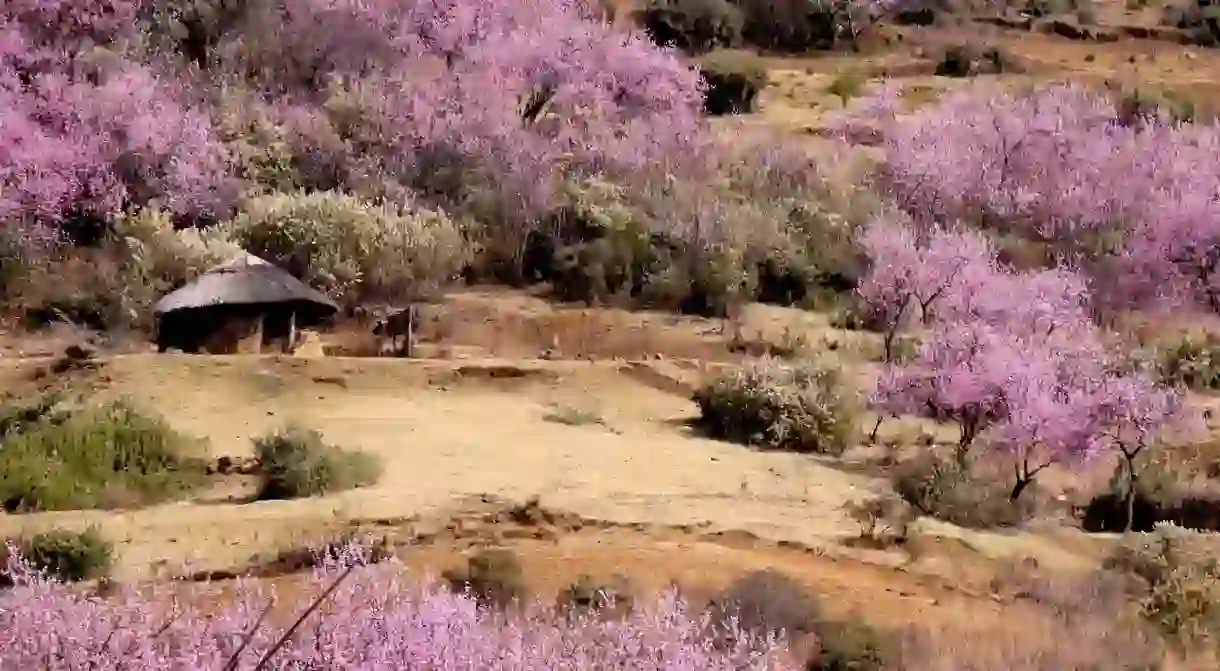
[201,312,265,354]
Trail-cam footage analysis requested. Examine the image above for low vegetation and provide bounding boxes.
[693,358,857,455]
[1105,523,1220,651]
[542,405,609,428]
[1158,333,1220,392]
[3,528,114,583]
[253,425,381,500]
[909,558,1167,669]
[224,190,471,306]
[1162,0,1220,46]
[635,0,886,55]
[441,548,529,610]
[843,494,915,547]
[891,452,1041,529]
[556,574,635,616]
[697,50,767,116]
[0,399,206,513]
[0,548,787,668]
[933,42,1018,77]
[706,569,899,669]
[1083,441,1220,533]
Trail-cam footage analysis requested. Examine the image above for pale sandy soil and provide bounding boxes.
[0,352,885,576]
[0,294,1111,612]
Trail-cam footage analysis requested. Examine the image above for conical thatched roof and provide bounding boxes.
[153,253,338,317]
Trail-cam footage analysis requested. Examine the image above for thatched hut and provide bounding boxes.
[153,254,338,354]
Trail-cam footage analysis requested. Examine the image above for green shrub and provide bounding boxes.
[113,207,242,289]
[216,95,306,192]
[1158,332,1220,391]
[11,247,156,333]
[442,548,528,610]
[556,573,634,616]
[733,0,842,52]
[142,0,254,69]
[636,0,743,54]
[825,72,867,105]
[1162,0,1220,47]
[1082,455,1177,533]
[8,208,237,333]
[827,300,887,333]
[536,178,754,317]
[0,230,28,295]
[546,191,678,306]
[0,393,65,438]
[808,617,897,671]
[253,425,381,500]
[1024,0,1086,16]
[693,358,856,455]
[706,569,823,639]
[1104,523,1220,651]
[995,235,1054,271]
[535,155,861,317]
[934,43,1017,77]
[1115,86,1200,125]
[225,190,472,306]
[706,571,897,669]
[0,402,206,513]
[891,453,1038,529]
[697,50,767,116]
[12,528,114,583]
[637,0,863,53]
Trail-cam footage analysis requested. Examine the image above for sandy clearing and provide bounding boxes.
[0,354,887,578]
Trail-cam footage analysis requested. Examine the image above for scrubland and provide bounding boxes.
[9,0,1220,667]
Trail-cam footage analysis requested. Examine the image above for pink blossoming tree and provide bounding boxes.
[0,548,797,670]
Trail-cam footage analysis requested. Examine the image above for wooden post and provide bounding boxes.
[253,314,264,354]
[403,304,416,358]
[287,311,297,354]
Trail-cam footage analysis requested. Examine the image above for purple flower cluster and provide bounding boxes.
[837,81,1220,317]
[835,80,1217,497]
[1,0,711,258]
[857,212,1193,497]
[1,0,239,236]
[255,0,709,230]
[0,550,795,670]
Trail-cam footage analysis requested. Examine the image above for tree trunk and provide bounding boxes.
[955,441,970,469]
[1122,451,1139,533]
[1010,476,1031,501]
[955,421,975,468]
[868,416,883,443]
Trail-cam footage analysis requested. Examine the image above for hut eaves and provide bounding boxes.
[153,253,338,315]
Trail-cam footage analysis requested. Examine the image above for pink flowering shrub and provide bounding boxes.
[3,0,723,287]
[183,0,710,273]
[0,549,796,670]
[857,213,1193,510]
[835,81,1220,318]
[1,0,237,248]
[853,211,995,359]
